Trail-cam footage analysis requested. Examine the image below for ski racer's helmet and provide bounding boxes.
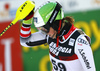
[34,1,64,32]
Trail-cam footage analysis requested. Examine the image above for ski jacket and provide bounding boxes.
[20,23,96,71]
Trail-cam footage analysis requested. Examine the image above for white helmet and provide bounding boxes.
[34,1,64,28]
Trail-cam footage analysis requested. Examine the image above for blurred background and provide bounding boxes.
[0,0,100,71]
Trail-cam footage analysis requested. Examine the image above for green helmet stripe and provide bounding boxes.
[34,1,64,27]
[39,2,56,24]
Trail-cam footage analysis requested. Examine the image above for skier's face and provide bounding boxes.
[47,27,57,39]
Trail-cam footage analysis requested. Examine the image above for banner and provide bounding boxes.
[57,0,100,13]
[0,21,23,71]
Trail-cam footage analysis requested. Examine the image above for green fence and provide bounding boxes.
[22,9,100,71]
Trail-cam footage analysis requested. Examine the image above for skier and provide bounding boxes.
[20,1,96,71]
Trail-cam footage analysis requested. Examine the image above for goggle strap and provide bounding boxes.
[46,2,62,25]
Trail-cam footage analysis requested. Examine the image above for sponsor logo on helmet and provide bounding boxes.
[50,11,57,23]
[34,17,38,23]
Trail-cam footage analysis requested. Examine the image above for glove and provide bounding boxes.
[23,9,34,24]
[23,1,35,21]
[21,10,34,38]
[23,9,34,20]
[20,1,35,38]
[23,1,35,24]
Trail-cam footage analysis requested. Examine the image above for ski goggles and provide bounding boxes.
[37,26,49,34]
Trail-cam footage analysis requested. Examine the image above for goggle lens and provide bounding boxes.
[37,27,49,34]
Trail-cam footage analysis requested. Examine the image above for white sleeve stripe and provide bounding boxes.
[21,29,31,34]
